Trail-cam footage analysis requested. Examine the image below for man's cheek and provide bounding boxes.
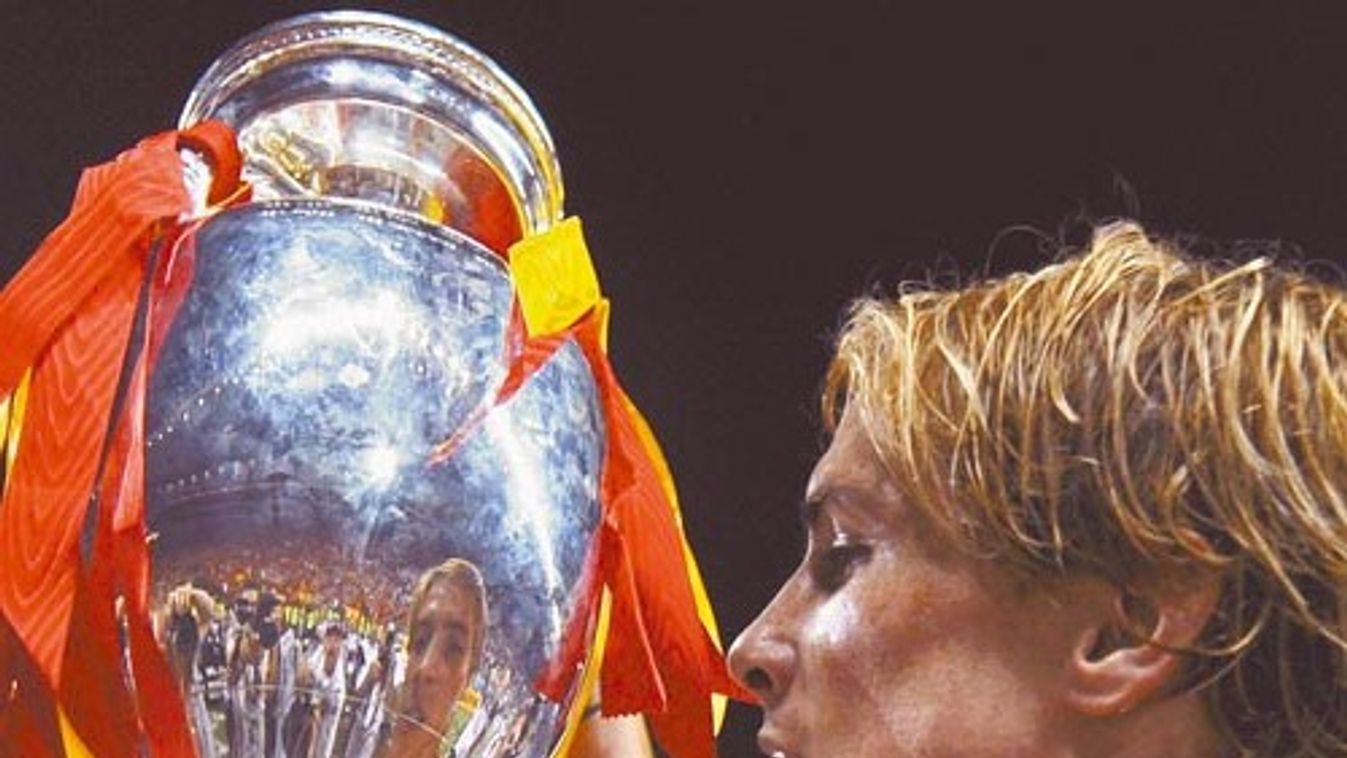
[804,592,898,704]
[807,592,863,652]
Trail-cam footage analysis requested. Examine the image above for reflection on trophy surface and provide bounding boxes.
[383,559,487,757]
[141,10,602,757]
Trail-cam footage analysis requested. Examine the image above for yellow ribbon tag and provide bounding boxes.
[509,217,602,338]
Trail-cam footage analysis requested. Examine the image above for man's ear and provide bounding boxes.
[1063,569,1222,718]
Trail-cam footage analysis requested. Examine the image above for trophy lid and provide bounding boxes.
[179,10,563,251]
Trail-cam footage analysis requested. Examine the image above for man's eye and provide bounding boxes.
[809,542,872,592]
[412,625,431,654]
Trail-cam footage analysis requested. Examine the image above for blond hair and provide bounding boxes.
[825,222,1347,755]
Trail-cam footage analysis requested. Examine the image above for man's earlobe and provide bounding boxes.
[1064,571,1221,718]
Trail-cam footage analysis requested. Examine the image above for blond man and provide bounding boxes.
[730,223,1347,757]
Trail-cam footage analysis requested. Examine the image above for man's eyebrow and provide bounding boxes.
[802,484,888,529]
[800,493,825,528]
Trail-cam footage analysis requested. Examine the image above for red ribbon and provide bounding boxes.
[0,121,242,756]
[2,119,746,758]
[524,310,752,758]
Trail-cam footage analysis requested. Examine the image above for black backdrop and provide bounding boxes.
[3,4,1347,756]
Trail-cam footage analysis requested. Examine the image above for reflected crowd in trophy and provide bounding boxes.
[150,545,547,758]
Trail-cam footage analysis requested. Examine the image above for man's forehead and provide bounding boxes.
[420,585,477,624]
[806,409,889,501]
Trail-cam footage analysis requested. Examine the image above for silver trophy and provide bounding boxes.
[146,12,600,757]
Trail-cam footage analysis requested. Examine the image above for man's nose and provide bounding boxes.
[727,589,798,708]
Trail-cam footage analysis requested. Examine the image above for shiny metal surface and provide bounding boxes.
[180,10,564,250]
[142,12,604,756]
[144,200,604,757]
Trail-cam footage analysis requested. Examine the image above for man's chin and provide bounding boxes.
[757,722,807,758]
[410,696,451,731]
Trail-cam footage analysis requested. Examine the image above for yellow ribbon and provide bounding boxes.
[59,707,95,758]
[509,217,609,347]
[1,369,30,495]
[510,218,730,737]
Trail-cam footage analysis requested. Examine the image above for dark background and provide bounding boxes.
[3,3,1347,756]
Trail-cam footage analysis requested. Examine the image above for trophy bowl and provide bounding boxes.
[143,12,601,757]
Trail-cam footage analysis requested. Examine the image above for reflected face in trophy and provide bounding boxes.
[405,561,487,734]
